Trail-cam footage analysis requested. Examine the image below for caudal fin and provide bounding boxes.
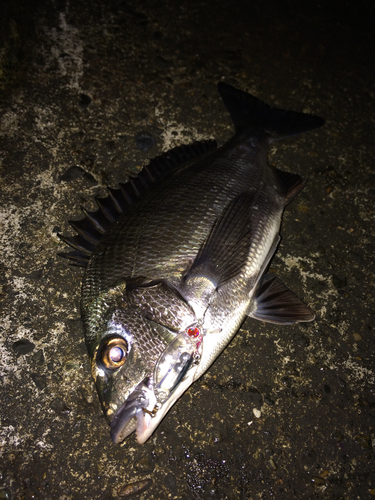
[218,82,324,140]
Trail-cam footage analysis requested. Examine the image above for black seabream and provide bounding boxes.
[59,83,324,444]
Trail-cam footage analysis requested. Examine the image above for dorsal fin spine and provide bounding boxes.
[58,139,218,266]
[69,219,101,244]
[81,206,110,233]
[119,182,138,204]
[143,165,156,183]
[138,169,153,188]
[95,197,117,222]
[129,178,141,197]
[108,188,126,212]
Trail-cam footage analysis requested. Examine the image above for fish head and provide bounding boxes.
[85,278,206,444]
[89,306,167,444]
[88,307,202,444]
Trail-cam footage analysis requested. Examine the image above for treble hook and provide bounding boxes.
[141,403,161,418]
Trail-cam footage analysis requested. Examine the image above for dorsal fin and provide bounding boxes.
[58,140,217,266]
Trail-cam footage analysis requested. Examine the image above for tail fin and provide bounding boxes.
[218,82,324,140]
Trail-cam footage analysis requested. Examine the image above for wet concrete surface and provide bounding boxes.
[1,0,375,498]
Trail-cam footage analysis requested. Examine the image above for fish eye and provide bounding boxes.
[100,337,128,370]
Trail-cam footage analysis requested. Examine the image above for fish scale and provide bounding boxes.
[59,82,324,444]
[83,132,276,299]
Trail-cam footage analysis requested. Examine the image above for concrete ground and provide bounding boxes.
[1,0,374,498]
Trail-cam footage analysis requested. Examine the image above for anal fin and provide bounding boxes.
[248,275,315,324]
[275,168,306,205]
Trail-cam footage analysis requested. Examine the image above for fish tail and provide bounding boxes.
[218,82,324,140]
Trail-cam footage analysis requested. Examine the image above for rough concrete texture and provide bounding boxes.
[1,0,374,498]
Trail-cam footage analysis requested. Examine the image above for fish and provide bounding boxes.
[59,82,324,444]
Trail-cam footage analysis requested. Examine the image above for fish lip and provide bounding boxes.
[110,366,199,444]
[110,377,152,444]
[135,366,198,444]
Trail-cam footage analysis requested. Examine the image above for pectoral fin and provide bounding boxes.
[185,192,254,287]
[248,275,315,324]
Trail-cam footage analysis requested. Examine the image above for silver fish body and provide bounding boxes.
[60,83,324,443]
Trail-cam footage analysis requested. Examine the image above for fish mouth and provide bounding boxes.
[111,329,203,444]
[110,366,198,444]
[110,377,155,444]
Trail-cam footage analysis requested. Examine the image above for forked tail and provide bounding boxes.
[218,82,324,140]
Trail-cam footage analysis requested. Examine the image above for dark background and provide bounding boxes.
[1,0,374,499]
